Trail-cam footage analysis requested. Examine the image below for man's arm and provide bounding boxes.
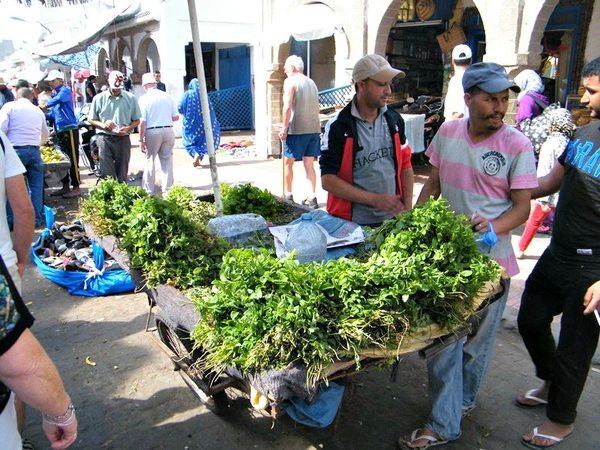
[6,174,34,275]
[0,328,78,448]
[278,79,295,140]
[532,163,564,199]
[416,166,441,204]
[139,121,147,153]
[400,167,414,209]
[473,189,532,235]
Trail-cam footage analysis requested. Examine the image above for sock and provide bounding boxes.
[285,191,293,197]
[307,193,316,200]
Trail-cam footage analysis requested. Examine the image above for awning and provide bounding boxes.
[46,44,101,70]
[272,3,342,44]
[33,2,141,57]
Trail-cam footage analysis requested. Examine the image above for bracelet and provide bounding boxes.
[43,402,76,427]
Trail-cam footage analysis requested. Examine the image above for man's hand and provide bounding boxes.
[583,280,600,315]
[372,193,406,216]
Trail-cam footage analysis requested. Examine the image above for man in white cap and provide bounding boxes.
[319,53,414,226]
[88,71,141,183]
[137,72,179,197]
[41,69,81,197]
[443,44,472,121]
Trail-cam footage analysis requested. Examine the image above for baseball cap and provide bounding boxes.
[452,44,472,61]
[141,72,156,86]
[108,71,125,90]
[44,70,64,81]
[352,54,405,83]
[462,62,520,94]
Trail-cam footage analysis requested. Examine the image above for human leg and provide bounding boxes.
[98,135,117,180]
[518,202,552,256]
[461,278,510,408]
[142,132,159,195]
[59,129,81,195]
[114,136,132,183]
[302,133,320,195]
[157,130,175,194]
[24,150,45,227]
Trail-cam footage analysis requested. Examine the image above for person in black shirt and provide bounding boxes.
[517,56,600,449]
[154,71,166,92]
[85,75,97,104]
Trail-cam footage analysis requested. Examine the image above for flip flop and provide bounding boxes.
[516,389,548,408]
[521,427,573,449]
[397,428,448,450]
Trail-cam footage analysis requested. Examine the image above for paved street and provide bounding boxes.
[18,132,600,449]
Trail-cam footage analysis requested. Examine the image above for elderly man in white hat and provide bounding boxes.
[87,71,141,183]
[137,72,179,197]
[319,53,414,227]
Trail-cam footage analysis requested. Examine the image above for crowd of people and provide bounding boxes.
[0,49,599,449]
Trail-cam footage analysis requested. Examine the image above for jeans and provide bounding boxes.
[7,146,44,227]
[425,278,510,441]
[518,246,600,424]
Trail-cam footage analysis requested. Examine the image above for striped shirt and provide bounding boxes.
[426,118,537,277]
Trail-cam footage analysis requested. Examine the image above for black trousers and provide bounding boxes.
[56,128,81,187]
[518,245,600,424]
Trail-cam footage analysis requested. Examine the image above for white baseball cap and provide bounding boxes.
[108,71,125,90]
[141,72,156,87]
[452,44,472,61]
[352,54,405,83]
[44,70,64,81]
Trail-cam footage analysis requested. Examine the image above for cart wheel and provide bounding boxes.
[155,314,229,415]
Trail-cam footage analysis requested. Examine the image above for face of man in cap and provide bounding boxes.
[353,54,405,111]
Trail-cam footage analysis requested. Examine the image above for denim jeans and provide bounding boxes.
[518,246,600,424]
[7,146,44,227]
[425,278,510,441]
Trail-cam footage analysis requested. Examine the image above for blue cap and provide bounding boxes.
[462,62,520,94]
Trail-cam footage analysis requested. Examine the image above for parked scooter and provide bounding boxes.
[404,95,445,149]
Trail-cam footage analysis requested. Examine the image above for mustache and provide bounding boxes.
[482,112,505,120]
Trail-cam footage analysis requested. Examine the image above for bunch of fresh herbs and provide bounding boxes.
[190,198,502,385]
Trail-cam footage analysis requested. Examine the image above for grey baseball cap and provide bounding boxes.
[462,62,520,94]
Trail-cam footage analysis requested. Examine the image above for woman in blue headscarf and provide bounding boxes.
[178,78,221,167]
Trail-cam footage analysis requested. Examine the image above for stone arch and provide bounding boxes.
[113,38,133,78]
[137,35,162,78]
[373,0,406,56]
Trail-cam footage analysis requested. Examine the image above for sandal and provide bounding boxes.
[398,428,448,450]
[516,389,548,408]
[521,427,573,449]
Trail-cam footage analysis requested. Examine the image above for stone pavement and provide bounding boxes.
[39,130,599,449]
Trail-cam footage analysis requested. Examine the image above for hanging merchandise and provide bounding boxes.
[436,23,467,53]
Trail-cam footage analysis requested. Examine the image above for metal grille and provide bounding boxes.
[318,85,352,108]
[208,85,253,130]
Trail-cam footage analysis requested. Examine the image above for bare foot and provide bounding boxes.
[522,421,574,448]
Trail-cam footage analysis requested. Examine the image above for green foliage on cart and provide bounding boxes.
[189,198,503,387]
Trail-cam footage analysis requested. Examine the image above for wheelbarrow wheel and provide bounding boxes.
[155,311,229,415]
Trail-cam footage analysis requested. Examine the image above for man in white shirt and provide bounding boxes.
[443,44,472,121]
[138,72,179,197]
[0,88,49,228]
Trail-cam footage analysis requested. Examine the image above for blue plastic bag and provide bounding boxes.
[31,207,135,297]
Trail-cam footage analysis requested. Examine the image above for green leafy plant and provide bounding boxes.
[222,183,280,222]
[190,198,502,386]
[78,178,147,236]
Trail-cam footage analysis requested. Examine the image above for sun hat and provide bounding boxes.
[462,62,520,94]
[44,70,64,81]
[141,72,157,87]
[352,54,405,83]
[452,44,472,61]
[108,71,125,90]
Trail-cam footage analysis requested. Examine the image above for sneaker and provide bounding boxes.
[301,197,318,210]
[284,194,294,203]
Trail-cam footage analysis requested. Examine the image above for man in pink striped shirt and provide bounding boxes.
[398,62,538,449]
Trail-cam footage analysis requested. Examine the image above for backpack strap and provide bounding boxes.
[526,92,549,111]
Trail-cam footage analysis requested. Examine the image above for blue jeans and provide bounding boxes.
[425,278,510,441]
[7,146,44,227]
